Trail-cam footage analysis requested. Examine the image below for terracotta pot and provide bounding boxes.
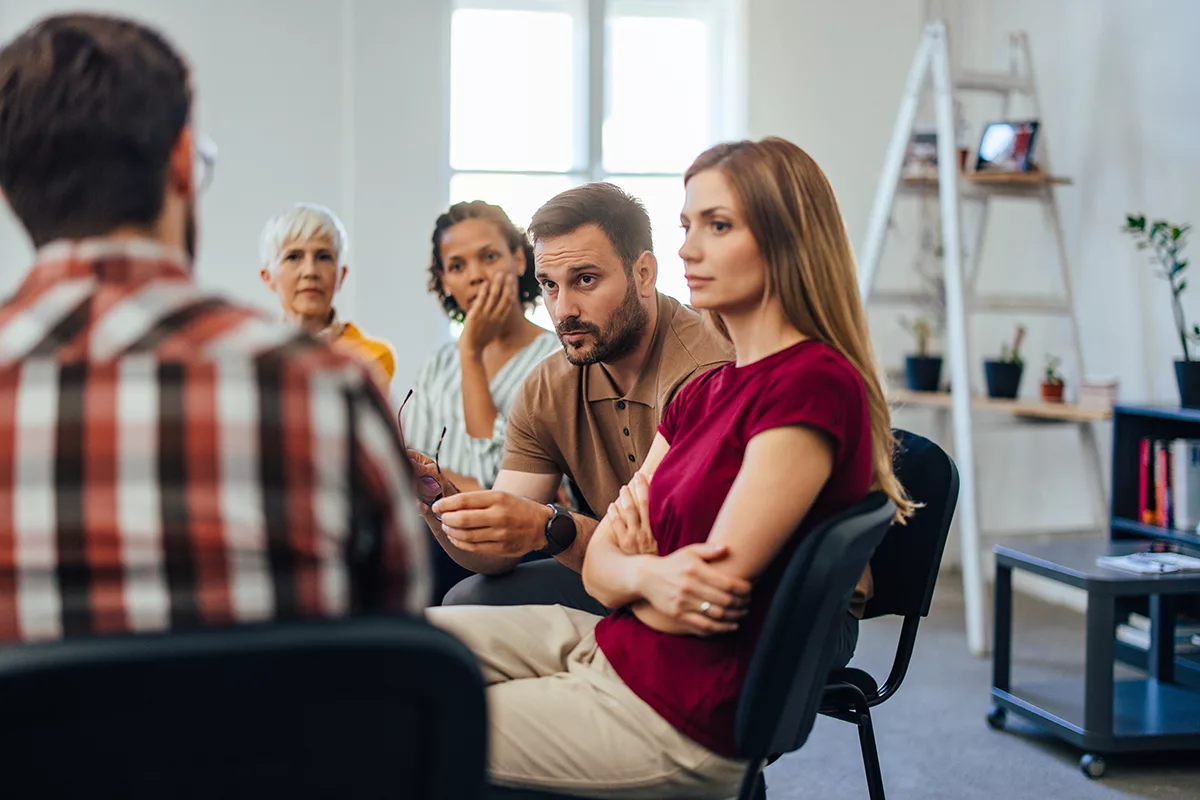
[1040,381,1065,403]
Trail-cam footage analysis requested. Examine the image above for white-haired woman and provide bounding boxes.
[259,202,396,389]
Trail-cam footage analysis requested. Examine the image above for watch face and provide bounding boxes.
[547,508,576,548]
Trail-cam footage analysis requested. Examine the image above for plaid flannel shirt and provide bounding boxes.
[0,238,429,643]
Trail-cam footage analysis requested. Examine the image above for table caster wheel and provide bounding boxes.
[1080,754,1106,779]
[986,706,1006,730]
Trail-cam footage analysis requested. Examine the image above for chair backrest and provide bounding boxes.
[0,616,486,800]
[735,492,895,759]
[863,429,959,620]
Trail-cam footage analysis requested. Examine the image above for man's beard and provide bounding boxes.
[556,278,650,366]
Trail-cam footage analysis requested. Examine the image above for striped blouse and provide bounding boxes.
[401,332,560,488]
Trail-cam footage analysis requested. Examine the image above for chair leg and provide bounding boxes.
[737,758,766,800]
[854,703,886,800]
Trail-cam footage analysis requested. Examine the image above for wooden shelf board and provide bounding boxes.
[967,170,1073,185]
[871,290,1070,314]
[889,388,1112,422]
[901,170,1073,192]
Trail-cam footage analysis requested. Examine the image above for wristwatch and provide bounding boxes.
[541,503,577,556]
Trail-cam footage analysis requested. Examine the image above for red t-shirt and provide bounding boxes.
[594,340,873,757]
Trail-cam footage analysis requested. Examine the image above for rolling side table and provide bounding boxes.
[988,540,1200,778]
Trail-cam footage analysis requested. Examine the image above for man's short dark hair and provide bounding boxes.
[528,182,653,273]
[0,13,191,247]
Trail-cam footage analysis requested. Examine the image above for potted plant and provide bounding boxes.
[1041,354,1065,403]
[985,324,1026,399]
[900,315,942,391]
[1121,214,1200,406]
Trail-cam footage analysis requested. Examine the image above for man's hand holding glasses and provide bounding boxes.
[397,389,452,518]
[430,491,554,558]
[407,445,453,518]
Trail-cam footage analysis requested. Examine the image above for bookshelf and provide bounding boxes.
[1109,404,1200,690]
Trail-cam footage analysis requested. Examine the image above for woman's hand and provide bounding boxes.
[458,273,516,357]
[634,543,752,635]
[606,472,657,555]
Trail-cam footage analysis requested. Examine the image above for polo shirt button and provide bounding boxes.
[628,454,636,462]
[616,400,626,410]
[623,428,630,436]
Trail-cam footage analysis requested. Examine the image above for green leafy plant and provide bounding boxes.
[899,315,934,357]
[998,324,1026,365]
[1122,214,1196,360]
[1043,354,1064,386]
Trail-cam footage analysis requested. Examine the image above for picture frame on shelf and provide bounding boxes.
[901,130,939,180]
[974,120,1040,174]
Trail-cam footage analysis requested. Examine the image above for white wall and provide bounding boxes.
[746,0,1200,569]
[956,0,1200,406]
[746,0,928,257]
[0,0,451,395]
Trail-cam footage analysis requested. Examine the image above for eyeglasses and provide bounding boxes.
[397,389,447,511]
[397,389,414,450]
[433,426,447,484]
[193,132,218,195]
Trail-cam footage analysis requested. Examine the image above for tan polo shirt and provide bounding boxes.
[502,291,873,616]
[502,292,732,516]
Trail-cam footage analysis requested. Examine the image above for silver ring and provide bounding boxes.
[699,601,712,617]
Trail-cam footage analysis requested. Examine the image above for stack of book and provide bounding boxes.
[1116,612,1200,655]
[1137,437,1200,535]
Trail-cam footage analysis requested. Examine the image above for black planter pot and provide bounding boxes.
[905,355,943,392]
[984,360,1023,399]
[1175,360,1200,408]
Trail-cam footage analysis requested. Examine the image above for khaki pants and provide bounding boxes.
[426,604,747,799]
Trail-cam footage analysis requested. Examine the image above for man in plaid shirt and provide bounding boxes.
[0,13,429,643]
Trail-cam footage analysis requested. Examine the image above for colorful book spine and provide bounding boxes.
[1136,436,1200,535]
[1158,440,1171,528]
[1140,437,1155,524]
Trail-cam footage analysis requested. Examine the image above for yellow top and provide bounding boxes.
[335,321,396,391]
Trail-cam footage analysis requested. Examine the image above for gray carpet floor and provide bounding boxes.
[764,575,1200,800]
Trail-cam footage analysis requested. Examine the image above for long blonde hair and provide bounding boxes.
[685,137,915,521]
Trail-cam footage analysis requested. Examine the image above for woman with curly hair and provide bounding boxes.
[402,200,559,499]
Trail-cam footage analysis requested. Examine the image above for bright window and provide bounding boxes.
[448,0,744,331]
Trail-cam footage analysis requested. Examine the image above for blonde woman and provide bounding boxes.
[259,202,396,391]
[425,137,914,798]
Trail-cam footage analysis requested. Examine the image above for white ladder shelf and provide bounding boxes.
[858,21,1108,656]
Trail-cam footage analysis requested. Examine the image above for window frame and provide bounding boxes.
[448,0,745,186]
[446,0,746,325]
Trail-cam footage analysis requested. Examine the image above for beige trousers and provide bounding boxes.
[425,604,747,799]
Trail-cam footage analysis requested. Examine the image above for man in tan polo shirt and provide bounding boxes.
[408,182,733,612]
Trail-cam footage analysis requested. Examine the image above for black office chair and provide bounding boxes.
[819,429,960,800]
[0,615,487,800]
[488,491,897,800]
